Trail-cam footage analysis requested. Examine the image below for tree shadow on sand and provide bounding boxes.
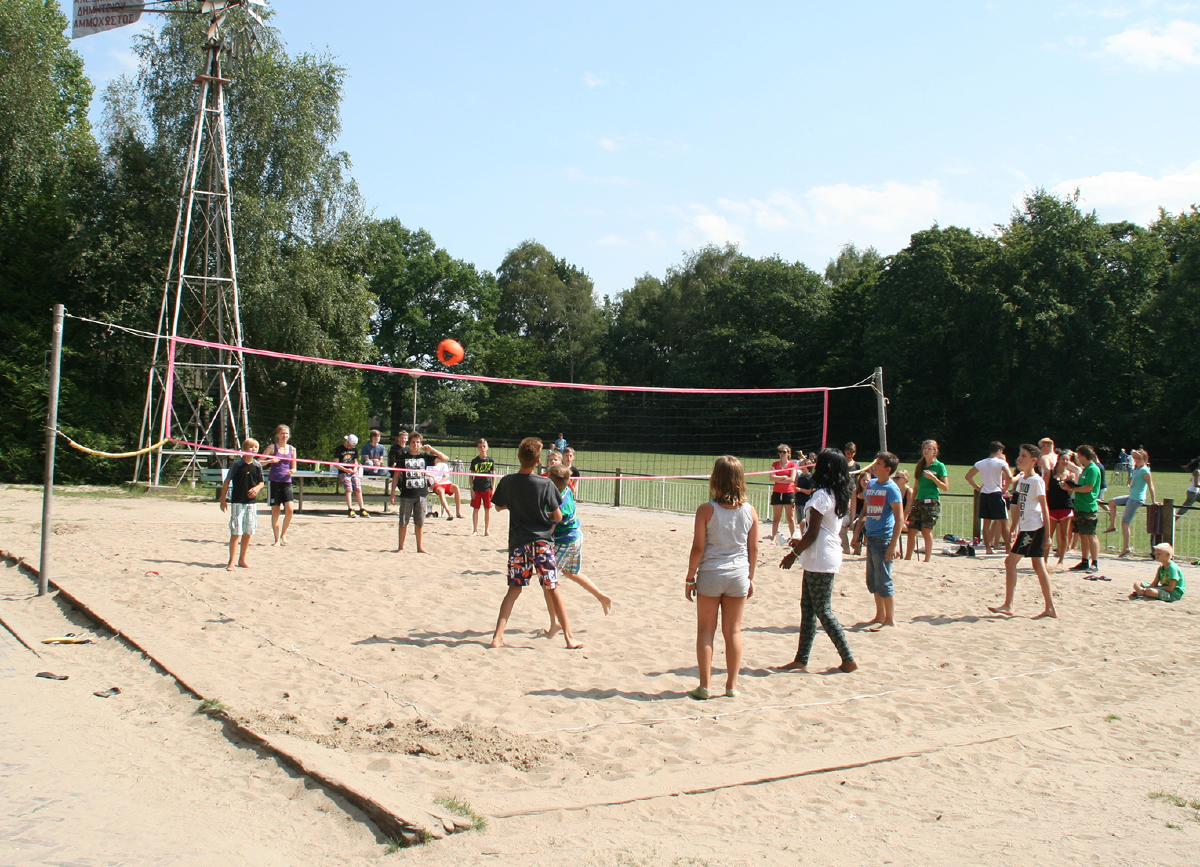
[354,630,529,649]
[526,687,692,702]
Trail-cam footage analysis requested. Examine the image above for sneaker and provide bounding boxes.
[358,509,370,518]
[1069,561,1090,571]
[347,510,357,519]
[1088,562,1099,573]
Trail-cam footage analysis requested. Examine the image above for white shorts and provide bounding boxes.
[695,569,750,598]
[228,502,258,536]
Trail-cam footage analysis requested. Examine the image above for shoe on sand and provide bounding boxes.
[687,687,712,700]
[725,688,740,698]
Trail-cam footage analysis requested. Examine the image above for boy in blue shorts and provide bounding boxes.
[862,451,904,631]
[489,437,581,649]
[541,465,613,639]
[219,438,265,571]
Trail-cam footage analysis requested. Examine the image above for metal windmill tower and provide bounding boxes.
[135,0,266,485]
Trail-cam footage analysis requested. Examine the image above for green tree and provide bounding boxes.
[365,219,498,435]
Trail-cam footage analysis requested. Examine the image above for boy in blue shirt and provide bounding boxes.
[541,465,613,639]
[862,451,904,631]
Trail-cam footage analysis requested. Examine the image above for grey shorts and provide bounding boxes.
[398,496,426,527]
[694,569,750,598]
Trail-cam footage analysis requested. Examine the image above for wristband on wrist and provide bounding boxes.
[686,579,696,585]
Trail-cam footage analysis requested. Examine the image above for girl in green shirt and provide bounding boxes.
[905,439,949,562]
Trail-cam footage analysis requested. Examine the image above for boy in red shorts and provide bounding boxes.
[470,438,495,536]
[489,437,581,649]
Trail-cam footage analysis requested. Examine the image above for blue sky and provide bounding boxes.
[64,1,1200,297]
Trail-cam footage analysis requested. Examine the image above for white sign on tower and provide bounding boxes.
[72,1,146,39]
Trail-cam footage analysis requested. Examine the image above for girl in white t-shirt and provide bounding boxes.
[988,444,1057,619]
[777,448,857,673]
[684,456,759,700]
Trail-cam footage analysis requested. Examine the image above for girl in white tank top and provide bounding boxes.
[684,456,759,701]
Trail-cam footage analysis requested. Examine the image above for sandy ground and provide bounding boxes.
[2,484,1199,865]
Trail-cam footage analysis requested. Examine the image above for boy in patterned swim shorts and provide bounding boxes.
[489,437,581,649]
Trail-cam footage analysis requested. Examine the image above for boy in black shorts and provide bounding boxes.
[489,437,580,649]
[989,444,1057,619]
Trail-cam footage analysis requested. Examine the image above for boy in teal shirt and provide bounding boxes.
[541,465,612,639]
[1131,543,1186,602]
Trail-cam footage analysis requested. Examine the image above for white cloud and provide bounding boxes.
[1105,19,1200,68]
[672,179,985,261]
[584,71,608,87]
[676,207,745,246]
[598,137,619,151]
[595,234,627,246]
[1053,163,1200,222]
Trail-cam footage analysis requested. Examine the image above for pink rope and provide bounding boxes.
[168,336,828,396]
[167,438,811,481]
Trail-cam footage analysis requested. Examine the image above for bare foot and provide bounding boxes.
[1032,608,1057,619]
[237,561,250,569]
[416,548,427,554]
[775,660,808,671]
[868,622,895,632]
[600,595,613,615]
[280,537,289,547]
[226,564,235,572]
[565,641,584,649]
[839,659,859,673]
[272,539,280,547]
[858,617,884,628]
[456,513,464,519]
[988,605,1014,616]
[489,639,506,648]
[540,625,561,639]
[471,530,478,536]
[483,531,490,537]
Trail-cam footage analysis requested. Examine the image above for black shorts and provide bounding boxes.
[1012,527,1046,559]
[770,492,795,506]
[979,491,1008,520]
[269,481,294,506]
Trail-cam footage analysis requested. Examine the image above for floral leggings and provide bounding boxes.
[794,570,854,666]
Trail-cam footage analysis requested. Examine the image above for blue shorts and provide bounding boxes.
[865,535,894,598]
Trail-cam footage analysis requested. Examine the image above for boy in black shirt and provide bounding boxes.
[397,432,449,552]
[386,430,409,507]
[489,437,580,649]
[470,437,496,537]
[219,438,265,571]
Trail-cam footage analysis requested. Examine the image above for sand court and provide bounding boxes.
[2,484,1199,864]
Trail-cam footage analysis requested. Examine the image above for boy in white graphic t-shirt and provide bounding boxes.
[988,444,1057,620]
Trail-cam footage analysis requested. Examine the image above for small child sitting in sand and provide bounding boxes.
[1130,543,1186,602]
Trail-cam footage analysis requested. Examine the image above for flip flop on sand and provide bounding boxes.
[93,687,121,698]
[41,633,93,644]
[35,672,68,680]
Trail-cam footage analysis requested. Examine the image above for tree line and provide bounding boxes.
[2,1,1198,483]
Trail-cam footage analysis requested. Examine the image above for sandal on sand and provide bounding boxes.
[687,687,712,700]
[35,672,68,681]
[41,633,93,644]
[93,687,121,698]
